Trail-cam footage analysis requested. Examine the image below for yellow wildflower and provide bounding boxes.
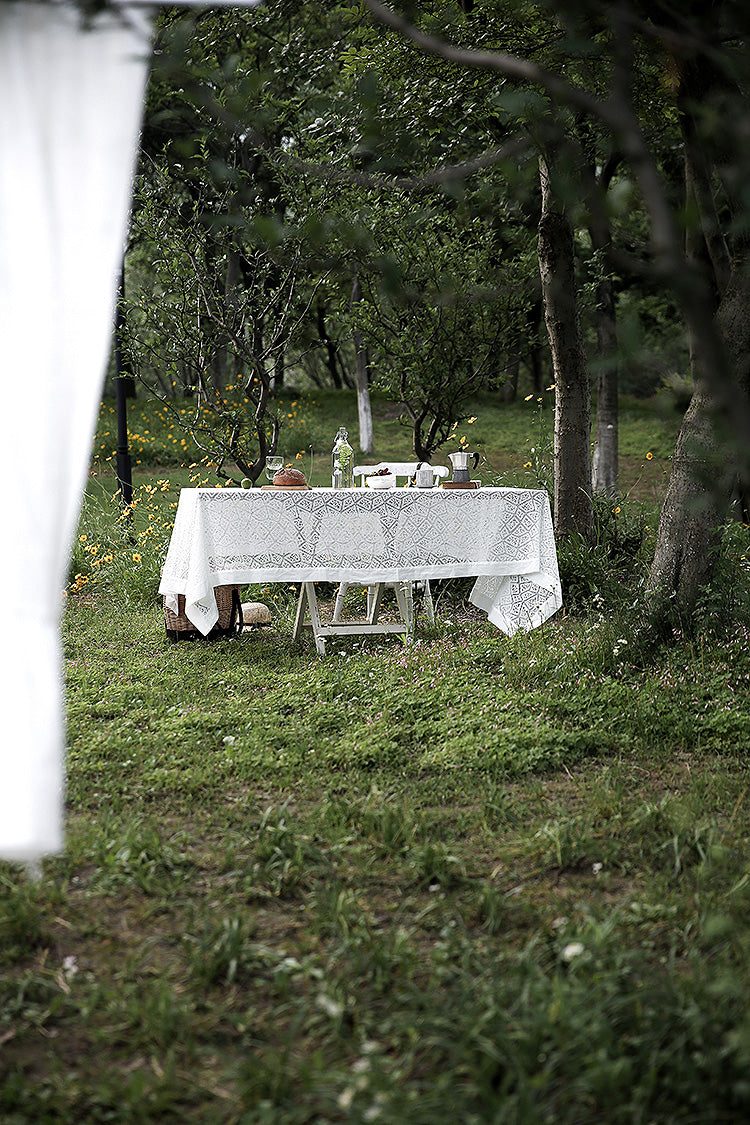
[132,552,142,564]
[613,506,621,515]
[524,461,533,469]
[646,451,654,460]
[524,394,534,401]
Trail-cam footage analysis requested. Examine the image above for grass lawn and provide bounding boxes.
[3,390,750,1123]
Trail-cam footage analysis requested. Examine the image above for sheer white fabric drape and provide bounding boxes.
[0,4,152,862]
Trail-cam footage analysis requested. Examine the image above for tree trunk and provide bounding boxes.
[537,156,593,539]
[647,40,750,624]
[227,249,246,386]
[647,391,724,620]
[648,261,750,620]
[527,298,543,393]
[316,302,344,389]
[273,344,285,390]
[588,162,619,497]
[646,84,750,625]
[591,272,619,496]
[501,354,520,403]
[117,263,136,398]
[529,343,543,395]
[212,246,241,392]
[351,276,374,455]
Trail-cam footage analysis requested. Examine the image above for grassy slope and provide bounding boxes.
[90,387,680,503]
[3,393,750,1123]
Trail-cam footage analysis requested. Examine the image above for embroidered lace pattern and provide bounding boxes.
[159,487,562,636]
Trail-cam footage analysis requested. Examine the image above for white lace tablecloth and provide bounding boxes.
[159,487,562,636]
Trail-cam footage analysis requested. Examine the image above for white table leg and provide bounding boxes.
[423,579,436,623]
[405,583,415,639]
[332,582,348,623]
[292,583,307,643]
[293,580,419,655]
[369,583,384,625]
[304,582,327,656]
[394,582,415,641]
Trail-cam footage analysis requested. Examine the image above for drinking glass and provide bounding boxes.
[265,455,284,483]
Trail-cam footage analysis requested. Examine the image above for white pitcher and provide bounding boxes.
[415,463,435,488]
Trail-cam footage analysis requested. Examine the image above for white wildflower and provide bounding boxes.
[338,1087,355,1110]
[317,993,343,1019]
[62,955,79,979]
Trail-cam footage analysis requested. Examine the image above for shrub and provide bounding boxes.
[68,480,178,608]
[694,520,750,636]
[557,497,650,614]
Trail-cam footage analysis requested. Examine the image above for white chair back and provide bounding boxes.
[353,462,449,486]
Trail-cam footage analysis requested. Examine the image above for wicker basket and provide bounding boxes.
[164,585,243,642]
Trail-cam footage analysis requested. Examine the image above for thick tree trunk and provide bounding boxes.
[351,276,374,455]
[647,391,724,617]
[648,262,750,619]
[537,157,593,539]
[647,43,750,624]
[647,94,750,624]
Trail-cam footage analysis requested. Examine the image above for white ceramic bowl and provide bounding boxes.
[366,473,396,489]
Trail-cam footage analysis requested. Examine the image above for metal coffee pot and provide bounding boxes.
[448,450,480,483]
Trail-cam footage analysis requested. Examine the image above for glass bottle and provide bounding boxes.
[331,426,354,488]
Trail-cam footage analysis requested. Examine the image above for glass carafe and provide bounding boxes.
[331,427,354,488]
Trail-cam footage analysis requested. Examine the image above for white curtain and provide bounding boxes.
[0,4,152,862]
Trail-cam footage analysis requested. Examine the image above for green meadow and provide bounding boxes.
[3,392,750,1123]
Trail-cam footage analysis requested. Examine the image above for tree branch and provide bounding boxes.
[362,0,608,121]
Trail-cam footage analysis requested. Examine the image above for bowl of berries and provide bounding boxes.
[366,467,396,489]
